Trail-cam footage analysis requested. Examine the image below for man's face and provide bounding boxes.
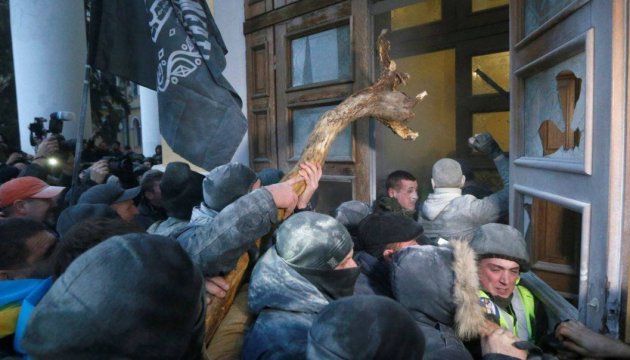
[21,198,57,224]
[478,258,520,299]
[335,249,358,270]
[387,179,418,210]
[383,239,417,262]
[111,200,139,221]
[146,182,162,207]
[1,231,57,280]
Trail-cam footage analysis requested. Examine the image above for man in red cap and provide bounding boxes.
[0,176,65,225]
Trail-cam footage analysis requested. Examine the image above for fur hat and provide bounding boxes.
[203,163,257,211]
[432,158,463,188]
[469,223,530,272]
[160,162,204,220]
[275,212,352,271]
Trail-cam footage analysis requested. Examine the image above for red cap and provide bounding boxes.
[0,176,65,208]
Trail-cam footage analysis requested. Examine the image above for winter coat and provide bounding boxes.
[353,251,393,298]
[147,216,189,237]
[391,243,485,360]
[420,155,509,242]
[176,188,278,277]
[243,249,329,360]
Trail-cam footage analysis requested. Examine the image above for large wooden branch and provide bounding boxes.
[281,29,427,197]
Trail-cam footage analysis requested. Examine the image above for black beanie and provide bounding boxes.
[307,295,425,359]
[160,162,204,220]
[357,212,424,258]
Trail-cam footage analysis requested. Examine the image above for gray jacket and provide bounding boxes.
[243,249,329,359]
[176,188,278,277]
[420,155,509,241]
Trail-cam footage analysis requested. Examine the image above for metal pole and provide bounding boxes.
[71,63,91,188]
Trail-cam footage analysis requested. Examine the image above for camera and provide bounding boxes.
[28,112,77,164]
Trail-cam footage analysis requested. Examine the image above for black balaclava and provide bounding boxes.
[307,295,425,359]
[275,212,359,301]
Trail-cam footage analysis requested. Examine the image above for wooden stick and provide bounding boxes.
[279,30,426,215]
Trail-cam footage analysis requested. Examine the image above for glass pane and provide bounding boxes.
[316,179,353,215]
[292,105,352,160]
[472,0,508,12]
[391,0,441,31]
[291,26,351,87]
[472,112,509,151]
[472,51,510,95]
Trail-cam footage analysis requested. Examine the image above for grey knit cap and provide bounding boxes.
[432,158,463,188]
[469,223,530,272]
[203,163,257,211]
[276,211,353,271]
[331,200,371,228]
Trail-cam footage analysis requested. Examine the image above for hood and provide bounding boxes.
[22,234,205,359]
[203,163,257,211]
[189,202,219,226]
[306,295,425,360]
[248,249,329,315]
[421,188,462,220]
[391,241,485,340]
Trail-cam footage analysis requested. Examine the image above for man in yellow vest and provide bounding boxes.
[469,223,544,342]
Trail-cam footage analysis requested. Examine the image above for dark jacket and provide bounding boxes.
[353,251,393,298]
[391,245,479,360]
[176,188,278,277]
[243,249,329,359]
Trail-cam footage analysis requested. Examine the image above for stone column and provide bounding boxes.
[10,0,88,154]
[139,86,161,157]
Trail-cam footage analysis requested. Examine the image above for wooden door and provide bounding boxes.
[245,0,371,214]
[510,0,627,335]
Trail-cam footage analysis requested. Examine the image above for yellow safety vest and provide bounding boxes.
[479,285,536,341]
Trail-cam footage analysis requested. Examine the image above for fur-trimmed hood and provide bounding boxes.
[391,241,486,340]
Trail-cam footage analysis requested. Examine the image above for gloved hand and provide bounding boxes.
[469,132,503,159]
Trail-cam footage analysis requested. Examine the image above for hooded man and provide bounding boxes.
[353,212,424,297]
[147,162,204,236]
[306,296,425,360]
[420,132,509,242]
[243,212,360,359]
[391,241,486,359]
[21,234,206,359]
[469,223,546,343]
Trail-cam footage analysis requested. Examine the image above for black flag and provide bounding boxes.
[89,0,248,170]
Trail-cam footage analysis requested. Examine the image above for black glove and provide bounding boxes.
[469,132,503,159]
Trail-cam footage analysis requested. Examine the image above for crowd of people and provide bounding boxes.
[0,131,629,359]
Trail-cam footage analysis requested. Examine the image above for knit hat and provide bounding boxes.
[275,212,352,271]
[22,233,205,359]
[160,162,204,220]
[469,223,530,272]
[432,158,463,188]
[307,296,425,360]
[0,176,65,208]
[256,168,284,186]
[56,204,119,237]
[357,212,423,257]
[203,163,257,211]
[77,183,140,205]
[331,200,371,229]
